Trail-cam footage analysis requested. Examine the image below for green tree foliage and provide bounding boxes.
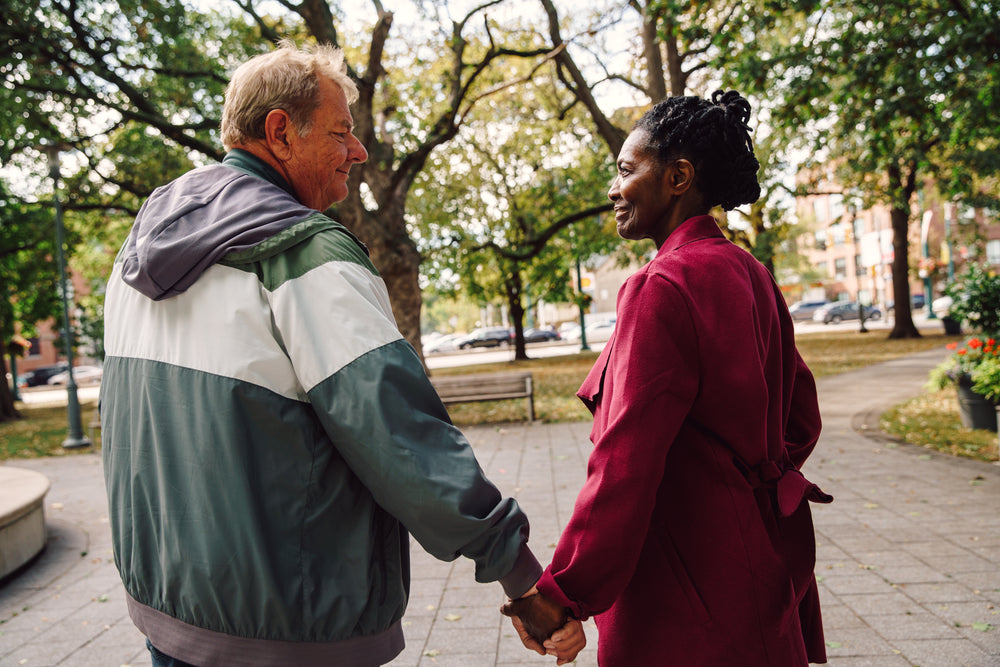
[736,0,1000,338]
[0,183,64,421]
[2,0,563,360]
[411,53,618,359]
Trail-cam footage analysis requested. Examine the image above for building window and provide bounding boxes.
[813,199,826,223]
[817,261,829,277]
[831,223,845,246]
[854,254,864,276]
[829,194,844,221]
[834,258,847,280]
[987,239,1000,265]
[814,230,827,251]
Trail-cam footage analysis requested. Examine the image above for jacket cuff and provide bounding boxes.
[535,569,589,620]
[498,544,543,598]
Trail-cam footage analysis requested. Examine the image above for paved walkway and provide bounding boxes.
[1,347,998,666]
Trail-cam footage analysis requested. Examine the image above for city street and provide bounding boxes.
[15,311,943,403]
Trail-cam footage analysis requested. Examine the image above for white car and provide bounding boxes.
[423,333,465,354]
[47,365,103,386]
[563,320,616,343]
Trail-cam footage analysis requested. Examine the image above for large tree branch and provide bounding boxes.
[471,202,613,260]
[539,0,625,155]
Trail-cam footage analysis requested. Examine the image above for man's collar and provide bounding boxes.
[222,149,297,199]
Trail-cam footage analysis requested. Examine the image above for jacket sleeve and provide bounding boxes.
[268,255,540,598]
[537,272,699,619]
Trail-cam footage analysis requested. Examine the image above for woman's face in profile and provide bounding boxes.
[608,130,674,247]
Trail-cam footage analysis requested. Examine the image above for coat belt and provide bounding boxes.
[735,457,833,518]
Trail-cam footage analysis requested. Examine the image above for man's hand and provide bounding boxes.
[501,589,586,663]
[500,590,568,644]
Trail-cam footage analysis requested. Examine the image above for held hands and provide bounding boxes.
[501,588,586,665]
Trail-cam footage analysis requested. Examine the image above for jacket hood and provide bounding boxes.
[121,161,315,300]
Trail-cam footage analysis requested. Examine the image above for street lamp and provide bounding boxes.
[41,142,92,450]
[570,225,590,352]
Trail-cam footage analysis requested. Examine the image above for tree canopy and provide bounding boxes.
[737,0,1000,337]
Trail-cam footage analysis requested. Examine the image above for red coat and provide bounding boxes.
[537,216,831,666]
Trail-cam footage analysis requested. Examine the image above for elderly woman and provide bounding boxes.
[509,91,832,665]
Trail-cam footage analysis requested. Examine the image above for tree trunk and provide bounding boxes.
[0,337,22,423]
[886,164,921,339]
[639,3,667,101]
[506,269,528,361]
[663,14,687,97]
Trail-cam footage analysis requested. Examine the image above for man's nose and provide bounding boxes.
[348,135,368,163]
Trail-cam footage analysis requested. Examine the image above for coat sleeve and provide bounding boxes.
[785,350,822,469]
[269,255,541,598]
[537,272,699,619]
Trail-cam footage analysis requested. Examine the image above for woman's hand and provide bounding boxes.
[544,617,587,665]
[501,588,585,663]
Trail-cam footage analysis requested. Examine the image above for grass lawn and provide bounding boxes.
[3,328,994,463]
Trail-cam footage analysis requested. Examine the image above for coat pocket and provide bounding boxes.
[651,527,712,625]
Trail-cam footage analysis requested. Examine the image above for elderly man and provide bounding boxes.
[101,40,566,666]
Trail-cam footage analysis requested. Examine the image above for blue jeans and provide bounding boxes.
[146,638,199,667]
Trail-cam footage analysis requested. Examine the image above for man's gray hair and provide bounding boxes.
[220,39,358,150]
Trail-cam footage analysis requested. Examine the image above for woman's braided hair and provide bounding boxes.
[633,90,761,211]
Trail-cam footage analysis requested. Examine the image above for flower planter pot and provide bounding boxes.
[956,377,999,432]
[942,317,961,335]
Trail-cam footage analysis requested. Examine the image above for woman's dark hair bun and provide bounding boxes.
[634,90,762,211]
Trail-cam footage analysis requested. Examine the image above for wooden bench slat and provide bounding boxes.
[429,371,534,421]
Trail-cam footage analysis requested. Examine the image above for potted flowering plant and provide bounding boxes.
[942,263,1000,336]
[929,337,1000,431]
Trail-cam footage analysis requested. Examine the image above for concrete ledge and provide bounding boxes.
[0,466,51,579]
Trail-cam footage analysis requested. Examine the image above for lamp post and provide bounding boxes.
[42,143,91,450]
[920,210,936,319]
[570,225,590,352]
[575,253,590,352]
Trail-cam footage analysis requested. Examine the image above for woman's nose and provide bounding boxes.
[608,177,620,201]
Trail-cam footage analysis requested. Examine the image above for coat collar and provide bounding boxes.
[657,215,724,256]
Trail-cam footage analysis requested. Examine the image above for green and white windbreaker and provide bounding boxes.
[101,150,540,666]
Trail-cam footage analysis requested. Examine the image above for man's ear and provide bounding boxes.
[668,159,696,194]
[263,109,295,160]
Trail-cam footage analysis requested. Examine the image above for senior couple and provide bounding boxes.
[102,40,831,666]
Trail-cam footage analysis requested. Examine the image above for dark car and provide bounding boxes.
[17,363,70,388]
[787,299,830,322]
[886,294,926,312]
[522,328,561,344]
[813,301,882,324]
[457,327,512,349]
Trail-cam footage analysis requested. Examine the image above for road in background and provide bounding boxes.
[16,311,947,404]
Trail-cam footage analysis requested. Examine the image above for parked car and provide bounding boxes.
[787,299,830,322]
[47,365,104,386]
[521,328,561,344]
[423,333,465,354]
[812,301,882,324]
[563,320,616,343]
[16,363,70,388]
[885,294,926,312]
[457,327,512,349]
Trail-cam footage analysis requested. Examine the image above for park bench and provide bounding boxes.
[430,370,535,422]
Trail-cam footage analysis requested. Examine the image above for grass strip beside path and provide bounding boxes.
[5,329,993,463]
